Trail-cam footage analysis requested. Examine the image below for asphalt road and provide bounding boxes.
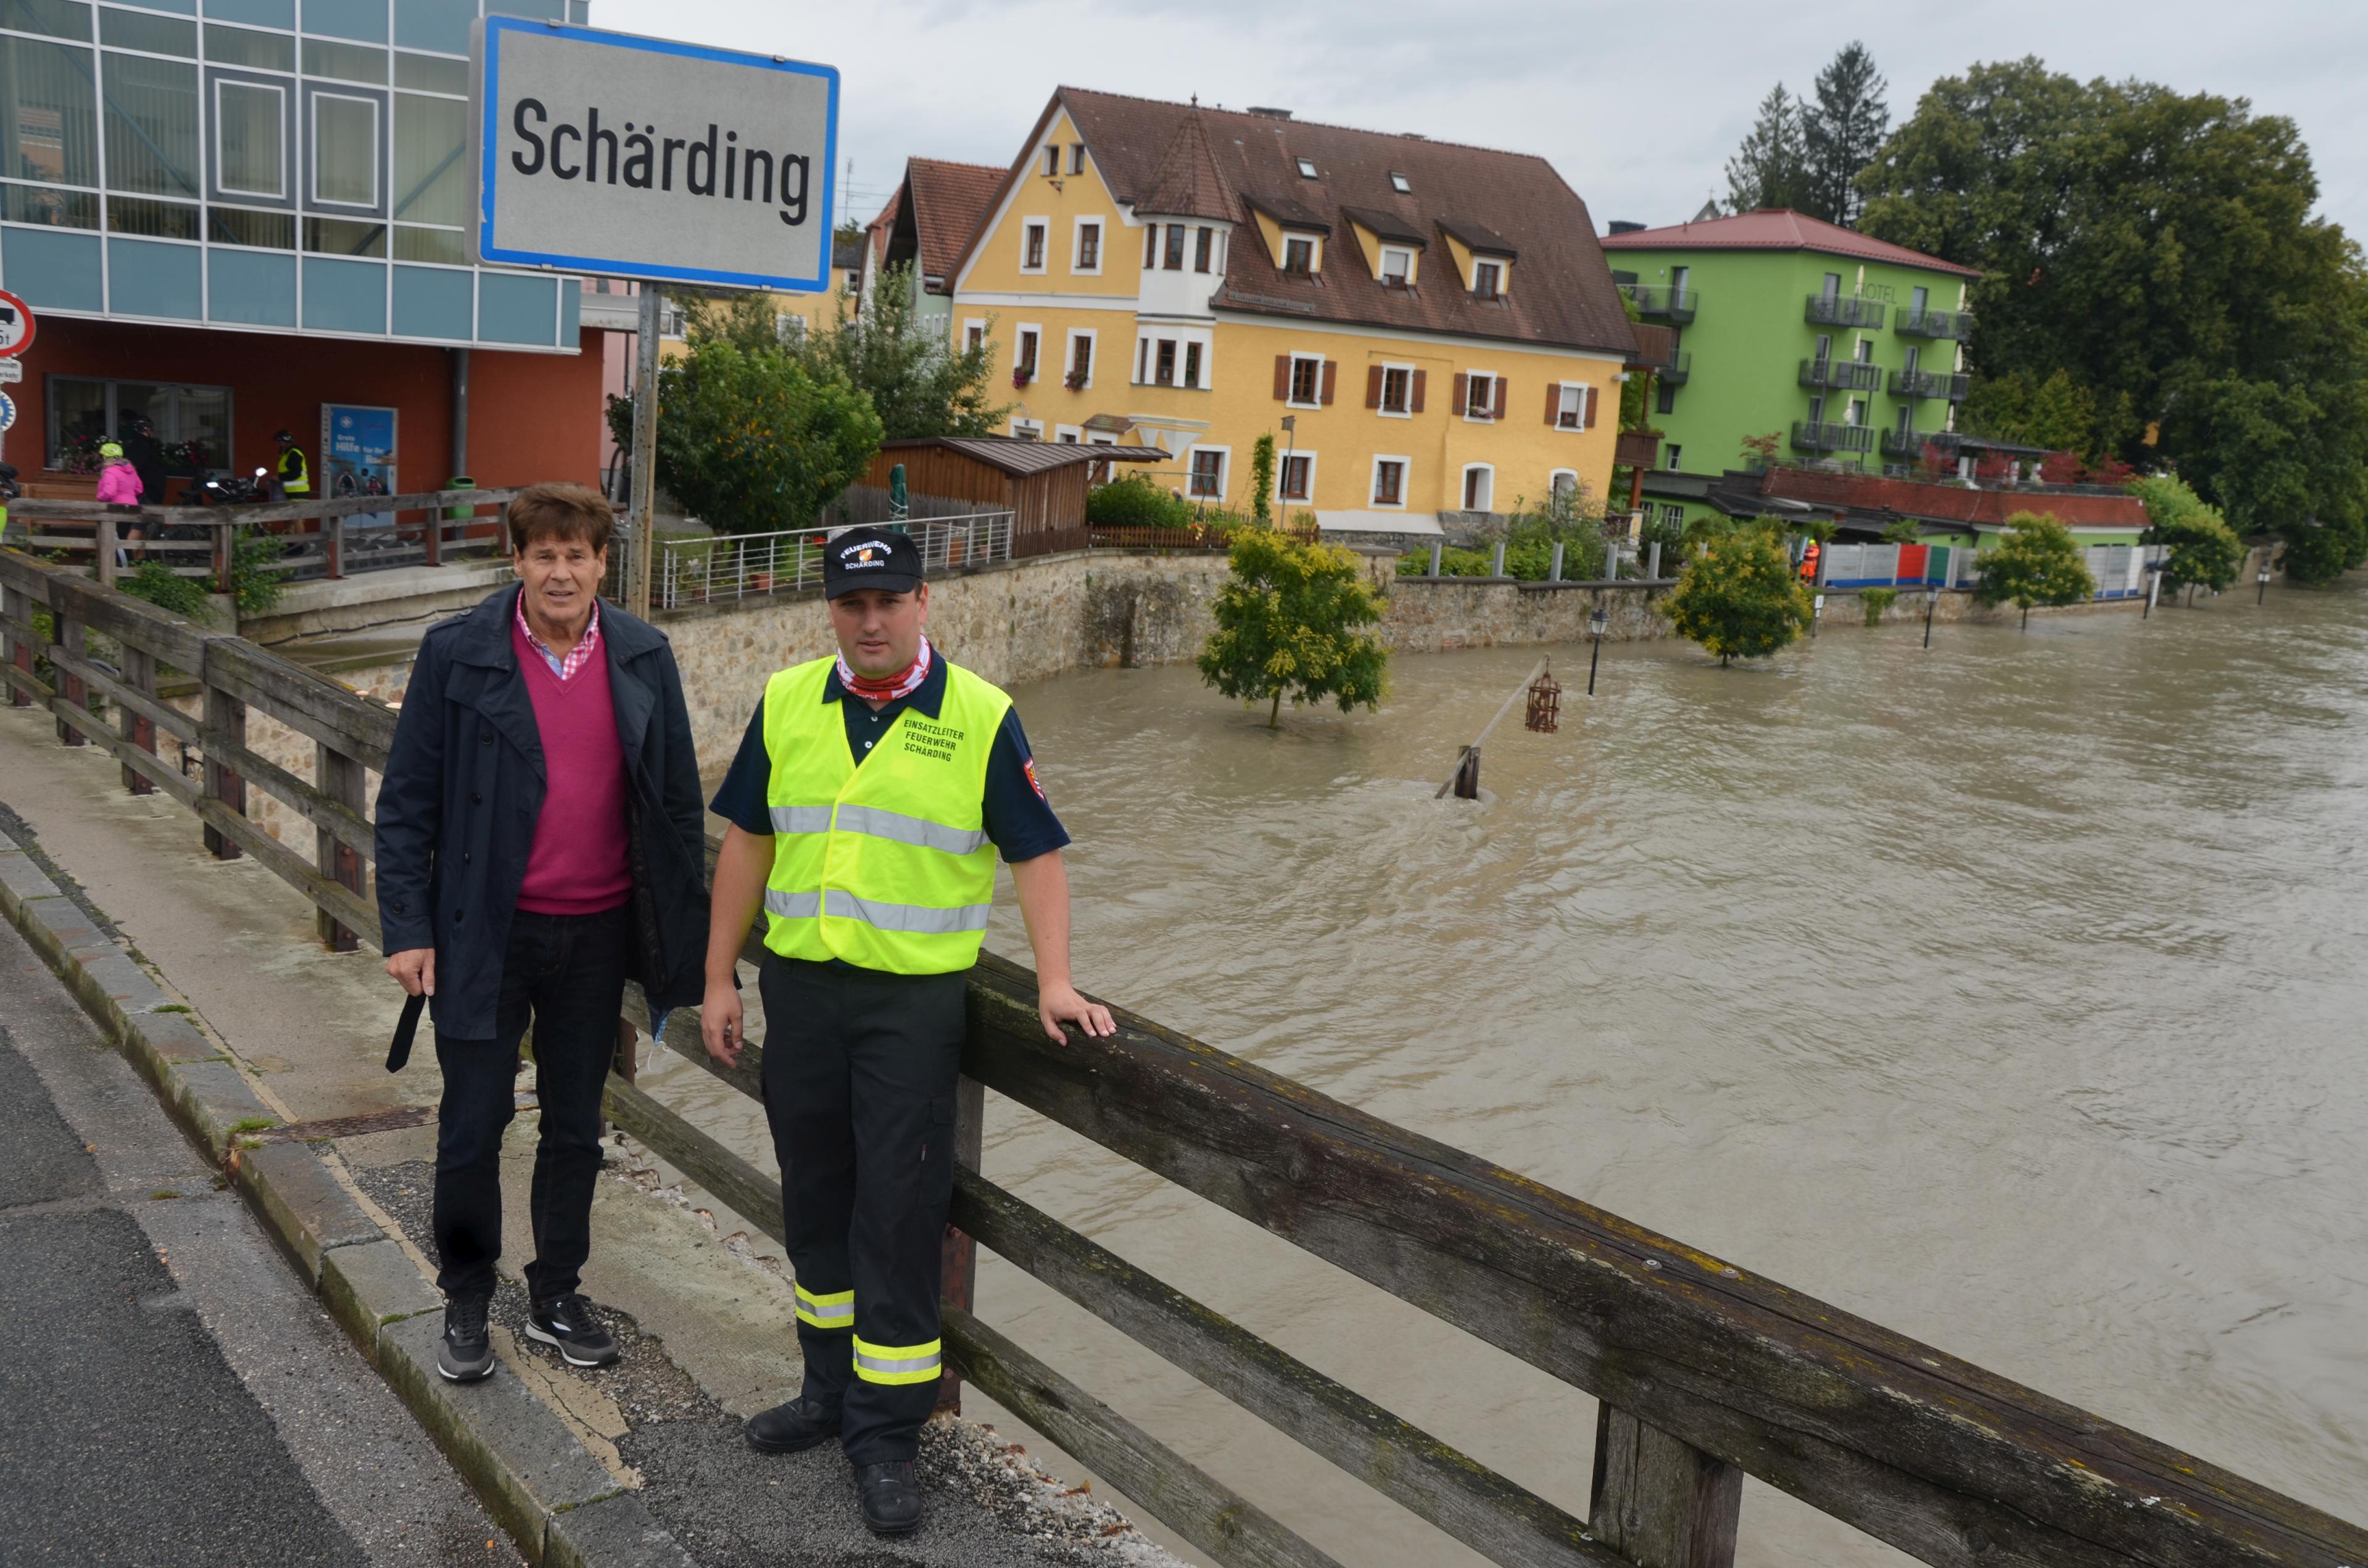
[0,912,523,1568]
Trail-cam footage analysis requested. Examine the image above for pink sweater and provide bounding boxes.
[95,463,142,505]
[511,616,632,915]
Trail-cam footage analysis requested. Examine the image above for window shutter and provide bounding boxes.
[1410,369,1426,413]
[1365,365,1383,409]
[1545,384,1561,426]
[1583,384,1599,429]
[1493,377,1508,421]
[1451,373,1467,413]
[1274,355,1291,400]
[1320,361,1337,405]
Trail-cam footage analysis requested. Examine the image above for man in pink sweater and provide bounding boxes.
[375,484,709,1384]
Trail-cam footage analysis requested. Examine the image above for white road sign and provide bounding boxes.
[473,19,838,292]
[0,359,21,383]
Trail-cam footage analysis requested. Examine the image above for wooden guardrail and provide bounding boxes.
[8,488,524,590]
[2,542,2362,1568]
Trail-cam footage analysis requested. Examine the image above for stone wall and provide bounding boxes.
[1383,579,1676,653]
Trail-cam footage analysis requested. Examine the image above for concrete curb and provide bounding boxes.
[0,827,695,1568]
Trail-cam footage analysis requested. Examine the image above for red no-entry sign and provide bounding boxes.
[0,289,35,359]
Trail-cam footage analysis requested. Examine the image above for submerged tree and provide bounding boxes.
[2130,472,2243,598]
[1658,521,1812,665]
[1974,513,2097,628]
[1198,530,1388,728]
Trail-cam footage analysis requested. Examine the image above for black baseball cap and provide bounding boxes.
[822,526,923,599]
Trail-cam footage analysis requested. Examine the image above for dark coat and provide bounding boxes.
[374,585,709,1042]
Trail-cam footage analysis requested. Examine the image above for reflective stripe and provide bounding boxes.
[823,889,990,934]
[764,889,822,920]
[852,1336,943,1385]
[794,1285,854,1329]
[832,804,991,857]
[768,805,834,835]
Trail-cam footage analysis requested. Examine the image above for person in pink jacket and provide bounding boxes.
[93,442,145,564]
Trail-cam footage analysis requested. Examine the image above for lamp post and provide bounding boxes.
[1811,592,1824,638]
[1278,414,1296,521]
[1923,585,1939,649]
[2257,566,2272,605]
[2143,559,2163,619]
[1587,606,1610,696]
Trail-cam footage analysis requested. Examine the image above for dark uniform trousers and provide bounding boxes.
[759,954,966,1466]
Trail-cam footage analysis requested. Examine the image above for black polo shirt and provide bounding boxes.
[708,656,1069,864]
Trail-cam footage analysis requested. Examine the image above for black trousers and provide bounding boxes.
[759,955,966,1466]
[433,906,631,1302]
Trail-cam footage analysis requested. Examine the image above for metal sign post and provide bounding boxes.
[468,19,839,614]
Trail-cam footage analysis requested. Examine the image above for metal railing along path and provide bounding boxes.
[642,513,1016,611]
[2,543,2362,1568]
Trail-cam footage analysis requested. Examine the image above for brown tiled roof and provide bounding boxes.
[1039,88,1636,357]
[903,159,1005,286]
[880,436,1165,477]
[1138,110,1234,221]
[1600,208,1982,280]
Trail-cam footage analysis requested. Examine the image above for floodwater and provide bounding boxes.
[650,584,2368,1567]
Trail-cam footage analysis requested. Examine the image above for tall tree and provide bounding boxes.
[1657,521,1812,665]
[1726,85,1811,214]
[1974,514,2096,629]
[1198,531,1388,728]
[1860,61,2368,567]
[793,262,1010,440]
[1803,44,1889,224]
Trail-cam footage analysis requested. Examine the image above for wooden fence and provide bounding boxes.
[2,542,2361,1568]
[7,489,523,591]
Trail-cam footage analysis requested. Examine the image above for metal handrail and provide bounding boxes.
[1897,306,1973,339]
[1800,358,1884,390]
[1805,294,1885,328]
[1792,419,1875,453]
[1889,367,1971,400]
[648,512,1017,611]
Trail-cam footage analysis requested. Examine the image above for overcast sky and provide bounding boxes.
[599,0,2368,244]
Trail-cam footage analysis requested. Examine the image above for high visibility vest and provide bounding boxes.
[277,445,310,495]
[759,656,1009,975]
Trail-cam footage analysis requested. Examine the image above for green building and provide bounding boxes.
[1599,209,1984,533]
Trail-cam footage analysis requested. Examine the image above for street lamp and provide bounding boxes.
[1811,592,1823,638]
[1278,415,1296,520]
[1923,585,1940,649]
[2142,559,2164,619]
[1587,606,1610,695]
[2257,566,2272,605]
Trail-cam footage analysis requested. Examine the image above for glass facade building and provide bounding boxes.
[0,0,591,349]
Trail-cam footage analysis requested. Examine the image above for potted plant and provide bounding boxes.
[1012,367,1033,389]
[1064,369,1087,391]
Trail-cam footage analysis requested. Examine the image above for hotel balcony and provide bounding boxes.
[1801,358,1884,391]
[1897,306,1974,339]
[1805,294,1886,329]
[1889,367,1971,400]
[1792,419,1875,455]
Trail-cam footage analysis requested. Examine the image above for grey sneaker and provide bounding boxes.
[437,1294,494,1382]
[525,1292,620,1368]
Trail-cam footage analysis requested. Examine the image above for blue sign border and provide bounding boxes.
[476,17,839,292]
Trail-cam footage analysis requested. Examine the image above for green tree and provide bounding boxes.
[1249,433,1276,527]
[1726,85,1812,214]
[1959,367,2105,455]
[1198,530,1388,728]
[1087,472,1194,529]
[1858,60,2368,559]
[1973,513,2097,627]
[790,261,1009,439]
[1804,43,1889,225]
[2130,472,2243,596]
[1657,522,1812,664]
[612,337,883,536]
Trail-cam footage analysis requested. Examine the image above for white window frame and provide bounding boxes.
[213,77,288,200]
[1554,381,1589,432]
[1275,448,1319,503]
[963,318,986,353]
[1459,463,1495,513]
[1665,444,1684,471]
[1020,217,1049,273]
[1295,156,1318,178]
[1378,244,1414,287]
[1369,454,1410,509]
[1054,424,1083,443]
[1072,217,1103,275]
[1388,171,1410,194]
[309,90,380,208]
[1286,352,1324,409]
[1014,324,1042,382]
[1182,339,1205,390]
[1011,416,1044,440]
[1068,142,1086,176]
[1548,468,1579,500]
[1135,327,1212,389]
[1040,145,1059,177]
[1281,231,1322,276]
[1064,328,1096,389]
[1185,444,1230,501]
[1462,369,1499,423]
[1471,257,1504,298]
[1377,360,1416,419]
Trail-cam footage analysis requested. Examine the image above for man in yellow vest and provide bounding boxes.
[272,429,311,500]
[700,525,1112,1536]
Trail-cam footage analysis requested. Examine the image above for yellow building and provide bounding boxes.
[948,89,1638,528]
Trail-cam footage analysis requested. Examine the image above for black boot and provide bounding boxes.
[855,1459,923,1535]
[743,1395,842,1455]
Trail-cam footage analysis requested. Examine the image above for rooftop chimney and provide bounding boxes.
[1608,220,1645,234]
[1246,106,1293,120]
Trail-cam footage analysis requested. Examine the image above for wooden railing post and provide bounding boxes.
[52,601,88,746]
[2,583,31,707]
[1588,1403,1741,1568]
[212,524,234,595]
[315,741,364,949]
[935,1073,986,1414]
[326,513,346,580]
[96,514,118,587]
[119,643,159,794]
[201,672,247,860]
[424,501,443,567]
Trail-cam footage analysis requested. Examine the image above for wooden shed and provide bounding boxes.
[843,437,1164,553]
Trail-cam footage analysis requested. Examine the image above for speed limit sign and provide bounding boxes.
[0,288,34,359]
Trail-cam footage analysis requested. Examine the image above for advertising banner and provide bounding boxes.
[321,405,399,529]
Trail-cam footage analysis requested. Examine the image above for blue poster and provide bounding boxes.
[321,405,397,528]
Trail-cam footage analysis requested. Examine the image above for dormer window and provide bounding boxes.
[1296,157,1318,178]
[1472,259,1504,300]
[1283,236,1316,276]
[1389,171,1410,194]
[1379,246,1414,287]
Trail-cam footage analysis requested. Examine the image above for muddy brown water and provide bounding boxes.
[657,584,2368,1566]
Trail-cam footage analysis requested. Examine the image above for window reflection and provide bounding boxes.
[102,51,201,197]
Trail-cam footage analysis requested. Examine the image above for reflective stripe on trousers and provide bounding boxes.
[764,888,990,935]
[851,1335,942,1386]
[768,803,990,856]
[794,1284,853,1330]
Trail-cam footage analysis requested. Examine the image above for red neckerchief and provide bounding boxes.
[835,635,932,703]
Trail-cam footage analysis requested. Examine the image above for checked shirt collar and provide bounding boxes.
[516,590,602,682]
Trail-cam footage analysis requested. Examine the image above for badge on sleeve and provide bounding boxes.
[1024,757,1046,800]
